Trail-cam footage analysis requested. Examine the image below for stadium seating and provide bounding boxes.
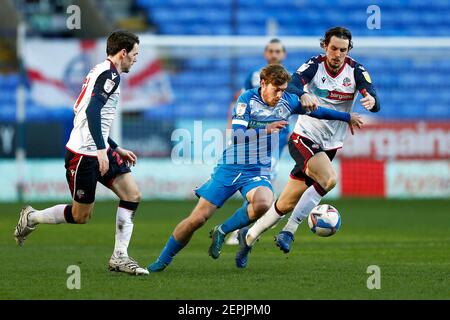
[1,0,450,121]
[135,0,450,120]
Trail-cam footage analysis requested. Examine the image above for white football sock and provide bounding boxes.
[113,207,135,257]
[246,202,284,246]
[282,185,323,234]
[28,204,67,225]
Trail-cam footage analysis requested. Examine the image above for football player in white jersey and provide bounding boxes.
[235,27,378,268]
[14,30,149,275]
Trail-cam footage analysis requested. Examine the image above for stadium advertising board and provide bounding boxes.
[341,121,450,160]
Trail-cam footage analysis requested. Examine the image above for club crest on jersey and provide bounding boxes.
[342,77,351,87]
[104,79,115,93]
[236,103,247,116]
[275,107,284,117]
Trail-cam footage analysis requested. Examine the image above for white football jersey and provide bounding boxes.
[66,59,120,156]
[292,55,376,150]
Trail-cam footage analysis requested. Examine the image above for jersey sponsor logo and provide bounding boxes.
[342,77,352,87]
[315,88,355,101]
[104,78,115,93]
[362,71,372,83]
[236,102,247,116]
[328,90,355,101]
[248,120,271,129]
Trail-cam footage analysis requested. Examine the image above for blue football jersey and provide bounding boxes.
[218,88,304,172]
[243,66,291,159]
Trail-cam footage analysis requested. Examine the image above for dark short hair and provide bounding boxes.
[106,30,140,56]
[260,64,291,86]
[320,27,353,50]
[265,38,286,52]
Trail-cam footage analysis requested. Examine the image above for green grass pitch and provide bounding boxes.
[0,199,449,299]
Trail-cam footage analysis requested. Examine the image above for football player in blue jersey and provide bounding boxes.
[243,39,290,182]
[226,38,289,245]
[147,64,363,272]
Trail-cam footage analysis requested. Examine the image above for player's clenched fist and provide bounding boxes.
[97,149,109,176]
[348,112,364,135]
[300,93,319,112]
[360,91,376,111]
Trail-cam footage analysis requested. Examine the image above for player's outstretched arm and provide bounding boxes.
[308,108,364,135]
[308,106,352,122]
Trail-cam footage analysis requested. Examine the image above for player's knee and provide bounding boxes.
[276,199,295,214]
[252,198,272,217]
[189,215,208,230]
[322,174,337,191]
[197,215,209,227]
[123,189,141,203]
[187,208,210,230]
[132,190,142,203]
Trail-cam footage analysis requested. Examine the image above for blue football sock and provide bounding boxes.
[220,202,251,234]
[157,235,185,265]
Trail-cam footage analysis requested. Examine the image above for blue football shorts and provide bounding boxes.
[194,166,273,208]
